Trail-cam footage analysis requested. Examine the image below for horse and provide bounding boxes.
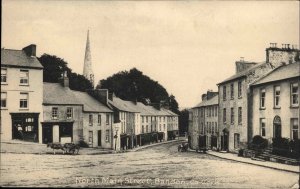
[47,143,65,155]
[63,143,80,155]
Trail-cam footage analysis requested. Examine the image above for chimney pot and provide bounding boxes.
[240,57,244,61]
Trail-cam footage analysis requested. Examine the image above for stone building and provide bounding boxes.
[217,44,299,152]
[1,45,44,143]
[249,62,299,142]
[188,91,218,150]
[42,75,113,149]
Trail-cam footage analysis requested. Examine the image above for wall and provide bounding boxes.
[1,67,43,142]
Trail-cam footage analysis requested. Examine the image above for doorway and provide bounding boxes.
[98,130,102,147]
[273,116,282,138]
[221,128,229,151]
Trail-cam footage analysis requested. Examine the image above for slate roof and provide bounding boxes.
[135,102,178,116]
[108,97,139,113]
[218,62,266,85]
[251,62,300,86]
[43,82,112,112]
[1,49,43,69]
[193,94,218,109]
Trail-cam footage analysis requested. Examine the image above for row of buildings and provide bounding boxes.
[1,33,179,151]
[189,43,300,152]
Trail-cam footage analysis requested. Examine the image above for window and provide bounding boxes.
[223,108,226,123]
[223,86,227,101]
[274,86,280,108]
[215,107,218,117]
[146,125,149,133]
[89,131,93,143]
[105,130,110,142]
[230,83,234,99]
[106,114,110,125]
[20,70,29,84]
[89,114,93,126]
[1,92,7,108]
[66,107,73,119]
[98,114,101,125]
[20,93,28,108]
[164,124,166,131]
[291,118,299,140]
[159,124,161,131]
[260,118,266,137]
[230,108,234,125]
[234,133,240,149]
[215,122,218,134]
[260,89,266,109]
[142,125,144,133]
[208,122,211,134]
[238,107,242,125]
[291,83,299,107]
[238,81,242,98]
[146,117,148,123]
[1,68,7,83]
[52,107,58,119]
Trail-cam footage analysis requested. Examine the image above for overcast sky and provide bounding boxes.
[2,1,299,108]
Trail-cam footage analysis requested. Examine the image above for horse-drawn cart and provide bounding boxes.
[47,142,80,155]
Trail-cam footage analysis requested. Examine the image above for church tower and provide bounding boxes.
[83,30,94,88]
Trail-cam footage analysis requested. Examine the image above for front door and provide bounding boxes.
[42,124,53,144]
[98,130,101,147]
[221,129,229,151]
[273,116,282,138]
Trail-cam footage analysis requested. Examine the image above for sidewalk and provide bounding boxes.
[206,151,299,174]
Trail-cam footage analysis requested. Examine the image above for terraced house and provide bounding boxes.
[42,74,113,149]
[1,45,43,143]
[249,62,300,142]
[189,91,218,150]
[217,44,299,152]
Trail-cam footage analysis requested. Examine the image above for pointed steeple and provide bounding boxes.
[83,30,94,88]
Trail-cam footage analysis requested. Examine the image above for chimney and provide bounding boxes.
[201,94,207,101]
[22,44,36,57]
[240,57,244,62]
[87,89,109,105]
[206,90,218,100]
[108,93,114,101]
[59,71,69,88]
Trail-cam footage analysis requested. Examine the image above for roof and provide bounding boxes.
[218,62,266,85]
[108,97,139,113]
[135,102,178,116]
[251,62,300,86]
[193,94,218,108]
[43,82,112,112]
[1,49,43,69]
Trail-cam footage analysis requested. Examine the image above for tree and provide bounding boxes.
[38,54,93,92]
[97,68,180,113]
[179,109,189,136]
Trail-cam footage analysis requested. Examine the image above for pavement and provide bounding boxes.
[206,150,300,174]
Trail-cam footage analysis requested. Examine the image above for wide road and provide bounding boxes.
[0,141,298,188]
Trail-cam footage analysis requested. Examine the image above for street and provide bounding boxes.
[0,141,298,188]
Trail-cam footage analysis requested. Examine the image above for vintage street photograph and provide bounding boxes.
[1,0,299,188]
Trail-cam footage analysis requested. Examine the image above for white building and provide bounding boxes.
[1,44,44,143]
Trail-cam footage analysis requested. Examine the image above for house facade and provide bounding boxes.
[42,77,113,149]
[217,44,299,152]
[250,62,299,142]
[188,91,218,150]
[1,45,44,143]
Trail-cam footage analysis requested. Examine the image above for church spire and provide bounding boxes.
[83,30,94,88]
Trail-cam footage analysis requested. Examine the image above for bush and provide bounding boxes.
[249,135,268,150]
[272,138,300,159]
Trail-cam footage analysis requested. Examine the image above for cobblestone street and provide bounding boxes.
[0,142,298,188]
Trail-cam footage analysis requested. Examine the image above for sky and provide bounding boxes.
[2,0,299,109]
